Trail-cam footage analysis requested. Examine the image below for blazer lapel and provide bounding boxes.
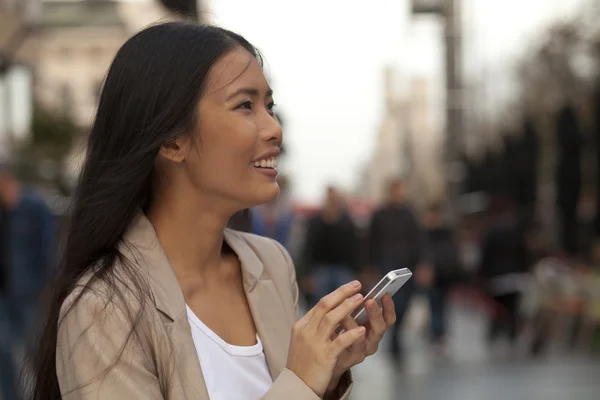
[122,212,210,400]
[164,316,212,400]
[246,280,290,379]
[224,230,290,380]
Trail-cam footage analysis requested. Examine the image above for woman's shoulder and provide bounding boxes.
[60,260,152,325]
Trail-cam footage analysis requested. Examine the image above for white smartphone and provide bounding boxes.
[336,268,412,334]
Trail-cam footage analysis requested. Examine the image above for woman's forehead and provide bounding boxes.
[204,47,267,98]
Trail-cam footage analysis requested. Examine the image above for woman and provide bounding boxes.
[26,23,396,400]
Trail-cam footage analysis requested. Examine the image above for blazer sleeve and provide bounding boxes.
[56,288,163,399]
[263,241,354,400]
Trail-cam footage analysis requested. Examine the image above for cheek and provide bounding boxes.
[222,119,258,163]
[199,125,257,179]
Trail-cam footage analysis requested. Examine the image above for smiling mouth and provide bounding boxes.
[252,156,277,169]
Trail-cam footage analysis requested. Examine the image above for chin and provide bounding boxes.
[260,182,281,203]
[247,181,280,208]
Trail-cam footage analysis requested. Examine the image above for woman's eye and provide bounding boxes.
[237,101,253,110]
[267,102,277,113]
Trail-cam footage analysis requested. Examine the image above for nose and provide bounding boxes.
[260,111,283,147]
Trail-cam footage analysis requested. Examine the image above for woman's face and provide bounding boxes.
[163,46,282,212]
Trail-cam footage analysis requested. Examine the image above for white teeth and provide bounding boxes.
[253,156,277,169]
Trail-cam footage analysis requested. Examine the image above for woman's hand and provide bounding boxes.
[326,294,396,395]
[285,281,367,398]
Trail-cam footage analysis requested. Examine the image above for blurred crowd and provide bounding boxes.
[239,176,600,363]
[1,165,600,398]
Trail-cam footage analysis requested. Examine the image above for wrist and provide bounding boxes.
[324,372,343,399]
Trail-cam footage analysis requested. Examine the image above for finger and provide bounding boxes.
[332,314,360,338]
[381,294,396,326]
[365,300,386,355]
[333,314,363,338]
[331,326,366,356]
[309,281,362,327]
[318,293,364,338]
[339,315,360,333]
[341,316,367,354]
[365,300,386,336]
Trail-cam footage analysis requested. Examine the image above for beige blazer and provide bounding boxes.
[56,212,352,399]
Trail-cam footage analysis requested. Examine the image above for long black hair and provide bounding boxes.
[24,22,261,399]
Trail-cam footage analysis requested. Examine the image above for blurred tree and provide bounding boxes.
[464,1,600,255]
[555,104,582,255]
[517,10,598,186]
[14,104,79,183]
[593,39,600,237]
[518,118,539,226]
[29,105,79,160]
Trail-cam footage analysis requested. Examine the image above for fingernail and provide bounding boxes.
[357,327,366,335]
[352,294,363,302]
[369,302,379,312]
[349,280,360,288]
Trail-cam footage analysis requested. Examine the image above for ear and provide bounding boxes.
[158,136,190,163]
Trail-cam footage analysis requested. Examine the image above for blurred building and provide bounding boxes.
[31,0,213,184]
[357,69,443,206]
[0,0,40,66]
[35,0,129,127]
[357,67,408,203]
[406,78,444,205]
[35,0,191,128]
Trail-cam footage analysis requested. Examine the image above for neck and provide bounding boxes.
[146,194,234,281]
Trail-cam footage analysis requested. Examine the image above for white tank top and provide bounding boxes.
[186,305,273,399]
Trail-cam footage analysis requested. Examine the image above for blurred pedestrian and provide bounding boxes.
[479,196,529,347]
[301,186,359,307]
[367,178,432,361]
[423,205,461,351]
[0,164,55,400]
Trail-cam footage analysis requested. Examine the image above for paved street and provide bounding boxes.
[351,298,600,400]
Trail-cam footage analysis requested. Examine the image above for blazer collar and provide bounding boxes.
[121,211,264,320]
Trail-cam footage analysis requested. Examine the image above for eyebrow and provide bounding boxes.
[226,87,273,101]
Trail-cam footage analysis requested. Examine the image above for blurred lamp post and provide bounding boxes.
[411,0,464,223]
